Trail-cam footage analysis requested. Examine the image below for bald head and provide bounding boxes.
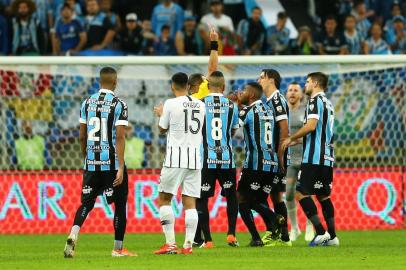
[208,71,225,93]
[100,67,117,90]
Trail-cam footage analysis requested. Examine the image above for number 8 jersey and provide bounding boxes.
[79,89,128,171]
[201,93,240,169]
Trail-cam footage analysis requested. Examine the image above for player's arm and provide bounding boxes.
[231,103,240,137]
[113,101,129,187]
[277,119,289,172]
[155,101,170,135]
[79,124,87,159]
[206,24,218,77]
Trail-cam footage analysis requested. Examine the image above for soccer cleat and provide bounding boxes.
[179,247,193,254]
[305,223,315,242]
[63,234,77,258]
[274,239,293,247]
[248,239,264,247]
[289,228,302,241]
[199,241,214,249]
[324,237,340,246]
[112,248,137,257]
[227,235,239,247]
[192,241,204,248]
[153,243,178,254]
[309,231,331,247]
[262,231,279,247]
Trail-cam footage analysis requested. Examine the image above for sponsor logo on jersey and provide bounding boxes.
[207,158,231,165]
[87,160,111,165]
[208,145,229,153]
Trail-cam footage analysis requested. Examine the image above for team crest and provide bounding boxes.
[309,104,314,111]
[250,182,260,190]
[223,181,233,189]
[314,181,323,189]
[239,110,246,117]
[122,110,127,118]
[263,185,272,194]
[201,183,211,192]
[276,106,282,113]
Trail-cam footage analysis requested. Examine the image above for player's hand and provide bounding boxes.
[227,92,238,102]
[208,23,218,42]
[153,103,163,117]
[278,149,285,174]
[91,44,104,51]
[281,137,292,152]
[113,168,124,187]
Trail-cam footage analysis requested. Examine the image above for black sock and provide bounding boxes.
[114,198,127,241]
[274,201,289,241]
[226,191,238,236]
[73,200,95,227]
[250,201,276,232]
[196,198,212,242]
[320,198,336,239]
[299,197,325,235]
[239,202,261,241]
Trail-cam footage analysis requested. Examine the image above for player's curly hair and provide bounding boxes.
[11,0,36,16]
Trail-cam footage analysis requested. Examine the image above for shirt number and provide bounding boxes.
[183,109,201,134]
[88,117,108,142]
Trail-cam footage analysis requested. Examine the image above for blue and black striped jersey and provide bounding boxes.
[239,100,278,172]
[79,89,128,171]
[202,94,239,169]
[302,92,335,167]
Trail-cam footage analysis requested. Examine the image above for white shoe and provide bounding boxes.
[305,223,315,242]
[289,228,302,241]
[309,231,330,246]
[325,237,339,246]
[64,234,77,258]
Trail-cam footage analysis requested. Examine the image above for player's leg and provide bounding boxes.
[286,165,301,240]
[154,167,181,254]
[64,171,100,258]
[195,168,215,247]
[218,169,238,246]
[180,169,201,254]
[271,175,290,244]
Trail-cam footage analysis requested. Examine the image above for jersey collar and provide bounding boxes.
[311,91,326,98]
[99,89,115,95]
[208,93,224,96]
[249,100,262,106]
[267,89,280,102]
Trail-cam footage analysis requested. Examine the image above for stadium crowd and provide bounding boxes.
[0,0,405,56]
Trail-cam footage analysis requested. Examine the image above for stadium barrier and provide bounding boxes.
[0,55,405,233]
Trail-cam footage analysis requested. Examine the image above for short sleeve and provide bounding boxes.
[238,106,250,126]
[307,97,321,120]
[232,103,240,129]
[79,99,87,124]
[159,100,170,129]
[114,100,129,126]
[271,94,288,122]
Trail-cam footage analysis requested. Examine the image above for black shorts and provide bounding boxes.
[81,168,128,204]
[237,169,277,202]
[201,168,236,198]
[270,172,287,194]
[296,164,333,196]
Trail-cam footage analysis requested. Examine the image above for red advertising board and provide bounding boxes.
[0,168,404,234]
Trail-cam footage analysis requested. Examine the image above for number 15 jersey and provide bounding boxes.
[202,93,239,169]
[79,89,129,171]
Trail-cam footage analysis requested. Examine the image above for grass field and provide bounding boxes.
[1,231,406,270]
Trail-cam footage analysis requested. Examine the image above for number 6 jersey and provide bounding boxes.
[79,89,129,171]
[159,95,206,170]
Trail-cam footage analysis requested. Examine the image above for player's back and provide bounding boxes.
[79,89,128,171]
[161,95,206,169]
[240,100,278,172]
[202,94,239,169]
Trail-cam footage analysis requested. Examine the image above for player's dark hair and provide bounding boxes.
[262,69,281,89]
[188,73,204,86]
[325,15,337,22]
[353,0,365,8]
[247,82,263,98]
[277,12,287,20]
[345,14,356,21]
[100,66,117,77]
[252,6,261,12]
[161,24,170,32]
[210,70,224,78]
[171,72,188,90]
[307,72,328,90]
[61,3,72,11]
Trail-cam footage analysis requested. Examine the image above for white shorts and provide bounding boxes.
[158,167,201,198]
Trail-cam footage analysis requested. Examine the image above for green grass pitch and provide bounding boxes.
[1,231,406,270]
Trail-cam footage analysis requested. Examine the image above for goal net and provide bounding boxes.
[0,56,405,234]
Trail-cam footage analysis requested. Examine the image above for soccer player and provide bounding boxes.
[195,71,239,248]
[237,82,281,247]
[153,72,206,255]
[258,69,291,246]
[64,67,135,258]
[188,25,219,99]
[285,82,314,241]
[282,72,339,246]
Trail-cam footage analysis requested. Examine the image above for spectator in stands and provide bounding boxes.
[344,14,368,54]
[125,125,145,169]
[201,0,234,33]
[52,3,86,55]
[351,1,372,39]
[316,15,348,55]
[11,0,44,55]
[84,0,115,51]
[265,11,290,55]
[384,3,405,33]
[386,16,406,54]
[151,0,184,38]
[153,24,176,55]
[100,0,121,33]
[223,0,246,25]
[118,13,144,55]
[236,6,265,55]
[175,14,204,55]
[15,121,46,170]
[33,0,51,53]
[50,0,83,29]
[289,25,317,55]
[366,23,392,54]
[141,20,156,55]
[0,3,8,55]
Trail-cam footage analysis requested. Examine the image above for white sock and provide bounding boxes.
[159,205,175,245]
[70,225,80,238]
[286,200,299,231]
[184,209,198,249]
